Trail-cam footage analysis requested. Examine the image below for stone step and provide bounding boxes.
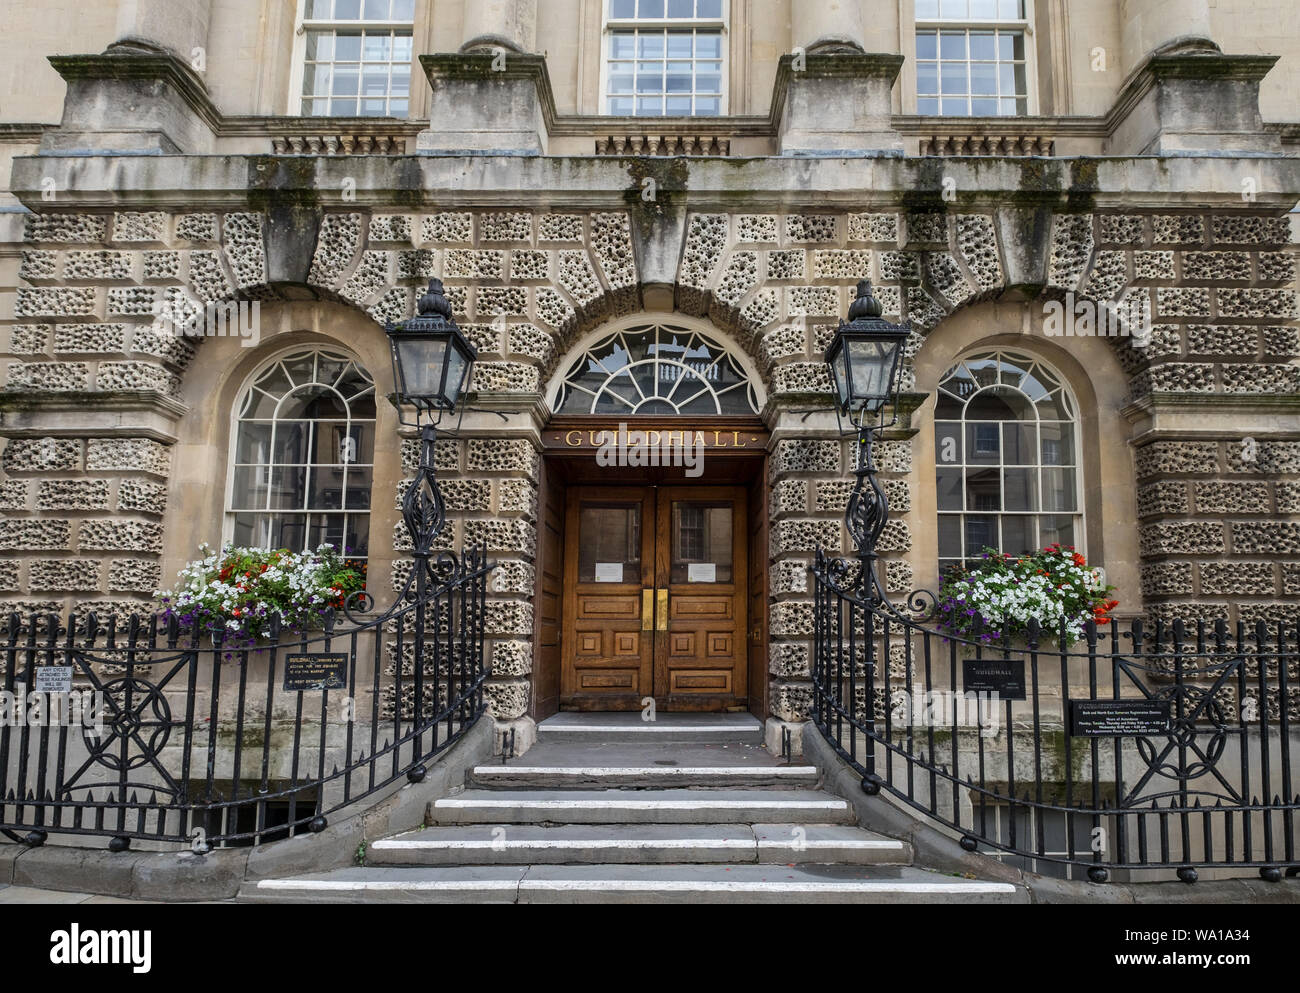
[470,741,819,790]
[368,823,910,866]
[244,864,1024,904]
[472,740,805,791]
[429,789,855,825]
[536,712,764,746]
[470,764,820,789]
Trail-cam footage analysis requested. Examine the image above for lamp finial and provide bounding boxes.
[848,279,883,321]
[417,278,454,321]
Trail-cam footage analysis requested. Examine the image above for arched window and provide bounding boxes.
[554,323,759,415]
[228,348,376,563]
[934,349,1081,575]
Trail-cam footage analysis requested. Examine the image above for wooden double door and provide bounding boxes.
[561,485,748,711]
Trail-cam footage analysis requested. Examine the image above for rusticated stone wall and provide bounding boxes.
[666,206,1296,722]
[1,200,1296,729]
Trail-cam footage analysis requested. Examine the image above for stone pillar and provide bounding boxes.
[41,0,216,155]
[416,0,549,153]
[1119,0,1214,74]
[773,53,904,155]
[1107,0,1281,154]
[792,0,866,55]
[460,0,538,54]
[114,0,212,60]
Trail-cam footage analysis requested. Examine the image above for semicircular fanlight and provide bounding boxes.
[555,324,759,416]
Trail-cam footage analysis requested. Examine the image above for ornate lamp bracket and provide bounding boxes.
[402,424,446,561]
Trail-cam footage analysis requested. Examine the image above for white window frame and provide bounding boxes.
[913,0,1039,117]
[224,346,377,564]
[933,349,1084,575]
[287,0,416,118]
[599,0,730,118]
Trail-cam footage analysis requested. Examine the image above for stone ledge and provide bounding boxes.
[12,155,1300,212]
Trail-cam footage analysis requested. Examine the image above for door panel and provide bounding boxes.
[561,487,656,710]
[655,486,747,711]
[560,484,750,711]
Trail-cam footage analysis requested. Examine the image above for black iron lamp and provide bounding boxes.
[824,280,911,604]
[385,278,477,560]
[824,280,911,418]
[387,277,477,415]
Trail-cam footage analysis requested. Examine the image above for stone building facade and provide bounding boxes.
[0,0,1297,750]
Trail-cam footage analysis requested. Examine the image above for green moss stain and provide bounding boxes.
[900,157,951,212]
[1066,158,1101,212]
[247,155,320,211]
[622,156,690,229]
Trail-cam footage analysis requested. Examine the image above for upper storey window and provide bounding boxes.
[604,0,727,117]
[915,0,1030,116]
[296,0,415,117]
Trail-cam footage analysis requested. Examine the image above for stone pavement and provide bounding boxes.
[0,883,153,904]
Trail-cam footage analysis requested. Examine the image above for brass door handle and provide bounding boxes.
[642,589,653,631]
[656,589,668,631]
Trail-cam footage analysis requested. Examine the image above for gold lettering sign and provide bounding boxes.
[552,426,764,450]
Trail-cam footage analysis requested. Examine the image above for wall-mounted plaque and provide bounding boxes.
[961,658,1026,701]
[283,653,349,692]
[1070,699,1172,738]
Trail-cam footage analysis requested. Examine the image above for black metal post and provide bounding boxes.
[402,423,446,558]
[401,423,445,779]
[844,420,891,605]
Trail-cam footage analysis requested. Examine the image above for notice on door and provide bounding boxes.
[594,562,624,583]
[687,563,717,583]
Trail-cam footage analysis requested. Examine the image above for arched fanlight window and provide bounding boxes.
[228,349,376,563]
[554,323,759,415]
[934,349,1082,575]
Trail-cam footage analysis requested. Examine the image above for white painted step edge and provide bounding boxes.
[471,766,819,777]
[256,878,1018,895]
[370,837,905,852]
[539,723,758,733]
[433,798,850,810]
[372,837,757,851]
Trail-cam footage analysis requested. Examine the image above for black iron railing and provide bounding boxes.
[0,546,489,850]
[812,548,1300,883]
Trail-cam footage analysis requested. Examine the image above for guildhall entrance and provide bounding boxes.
[530,319,771,717]
[532,419,769,717]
